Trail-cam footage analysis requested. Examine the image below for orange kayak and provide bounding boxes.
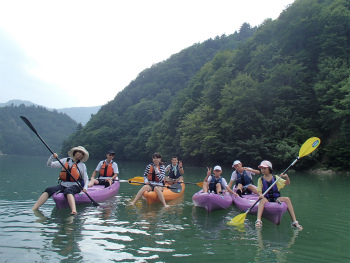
[143,183,185,204]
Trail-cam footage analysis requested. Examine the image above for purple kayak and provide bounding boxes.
[192,190,233,213]
[52,181,120,209]
[232,190,288,225]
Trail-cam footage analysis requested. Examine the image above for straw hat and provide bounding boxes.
[68,146,89,162]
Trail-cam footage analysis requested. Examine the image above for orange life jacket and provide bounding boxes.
[147,164,160,182]
[99,161,114,177]
[59,159,81,182]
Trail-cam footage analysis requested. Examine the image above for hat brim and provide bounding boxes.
[68,146,89,162]
[258,165,270,168]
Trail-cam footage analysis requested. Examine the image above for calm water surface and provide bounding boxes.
[0,155,349,263]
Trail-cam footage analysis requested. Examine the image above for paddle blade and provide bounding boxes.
[196,182,204,187]
[227,213,247,226]
[299,137,321,158]
[128,180,144,185]
[129,177,144,183]
[20,116,38,134]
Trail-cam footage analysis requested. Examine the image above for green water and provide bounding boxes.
[0,155,349,262]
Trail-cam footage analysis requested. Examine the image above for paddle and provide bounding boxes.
[128,180,183,193]
[20,116,99,207]
[132,176,203,187]
[182,181,203,187]
[227,137,321,226]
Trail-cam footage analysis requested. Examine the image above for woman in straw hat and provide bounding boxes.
[32,146,89,215]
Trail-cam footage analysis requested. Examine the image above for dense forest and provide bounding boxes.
[63,0,349,171]
[0,104,78,156]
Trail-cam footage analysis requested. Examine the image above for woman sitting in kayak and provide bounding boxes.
[255,160,303,230]
[130,153,168,207]
[32,146,89,215]
[202,166,228,194]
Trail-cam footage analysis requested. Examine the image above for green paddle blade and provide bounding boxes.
[299,137,321,158]
[227,213,247,226]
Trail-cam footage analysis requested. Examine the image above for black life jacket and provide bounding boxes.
[261,175,281,199]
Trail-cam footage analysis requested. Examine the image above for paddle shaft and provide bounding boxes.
[245,157,299,213]
[128,181,182,192]
[20,116,99,207]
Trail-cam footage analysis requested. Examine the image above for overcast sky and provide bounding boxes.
[0,0,295,109]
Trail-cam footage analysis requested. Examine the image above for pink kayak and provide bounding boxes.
[52,181,120,209]
[192,190,233,213]
[232,189,288,225]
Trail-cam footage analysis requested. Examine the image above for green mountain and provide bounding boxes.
[0,104,78,156]
[0,100,101,125]
[63,0,350,171]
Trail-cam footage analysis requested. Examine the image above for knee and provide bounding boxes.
[63,188,74,196]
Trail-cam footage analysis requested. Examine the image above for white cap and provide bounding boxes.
[213,165,222,171]
[258,160,273,169]
[232,160,241,167]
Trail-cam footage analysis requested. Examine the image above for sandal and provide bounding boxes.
[291,221,303,230]
[70,211,77,215]
[255,220,262,228]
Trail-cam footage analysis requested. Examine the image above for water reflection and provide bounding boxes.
[254,226,300,263]
[1,155,349,262]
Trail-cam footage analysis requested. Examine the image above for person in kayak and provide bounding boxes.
[227,160,260,197]
[32,146,89,215]
[164,156,184,185]
[255,160,303,230]
[202,165,229,194]
[88,150,119,188]
[130,153,168,207]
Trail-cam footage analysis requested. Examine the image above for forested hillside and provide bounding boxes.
[0,105,78,156]
[63,0,350,171]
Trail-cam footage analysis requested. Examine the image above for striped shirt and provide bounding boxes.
[143,163,165,185]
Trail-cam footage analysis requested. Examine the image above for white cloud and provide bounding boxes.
[0,0,294,108]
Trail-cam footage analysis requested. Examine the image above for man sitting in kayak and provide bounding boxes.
[202,166,229,194]
[227,160,260,197]
[255,160,303,229]
[130,153,168,207]
[164,156,184,185]
[88,150,119,188]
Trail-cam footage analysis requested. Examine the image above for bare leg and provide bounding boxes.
[88,179,98,187]
[279,197,297,221]
[203,182,209,193]
[131,185,151,205]
[32,192,49,210]
[216,183,222,193]
[154,186,167,206]
[279,197,303,229]
[67,194,77,214]
[257,198,268,221]
[247,185,259,195]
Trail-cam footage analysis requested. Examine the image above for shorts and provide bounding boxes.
[44,184,82,197]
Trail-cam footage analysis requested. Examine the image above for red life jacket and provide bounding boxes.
[99,161,114,177]
[147,164,160,182]
[59,158,81,182]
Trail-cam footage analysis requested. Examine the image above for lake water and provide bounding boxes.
[0,155,349,263]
